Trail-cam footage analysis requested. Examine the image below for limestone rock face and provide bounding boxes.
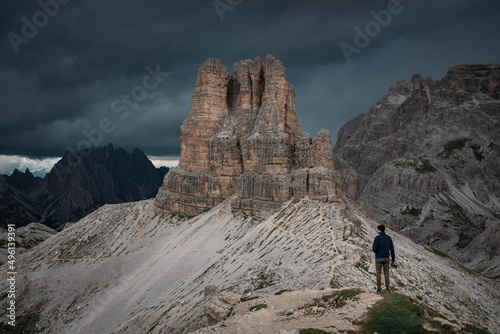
[443,63,500,99]
[204,291,241,325]
[156,55,341,216]
[0,222,56,266]
[333,63,500,276]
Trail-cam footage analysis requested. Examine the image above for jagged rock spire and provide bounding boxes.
[156,55,341,216]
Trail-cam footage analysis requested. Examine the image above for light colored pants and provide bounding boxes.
[376,258,390,289]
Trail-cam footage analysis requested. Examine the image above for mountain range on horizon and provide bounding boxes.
[0,144,168,231]
[0,56,498,334]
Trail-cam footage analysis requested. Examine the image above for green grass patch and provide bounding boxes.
[255,272,276,290]
[354,261,370,271]
[240,295,259,302]
[464,324,490,334]
[401,207,422,216]
[329,278,341,289]
[361,293,425,334]
[424,246,452,259]
[299,329,330,334]
[249,303,267,312]
[275,289,293,295]
[361,292,492,333]
[440,138,468,159]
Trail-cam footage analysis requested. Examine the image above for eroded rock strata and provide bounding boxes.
[156,55,340,216]
[333,63,500,276]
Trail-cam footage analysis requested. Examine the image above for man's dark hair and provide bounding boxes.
[377,224,385,232]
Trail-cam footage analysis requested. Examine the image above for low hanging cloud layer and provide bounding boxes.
[0,154,60,177]
[0,0,499,174]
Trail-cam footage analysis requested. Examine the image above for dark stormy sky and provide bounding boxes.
[0,0,499,175]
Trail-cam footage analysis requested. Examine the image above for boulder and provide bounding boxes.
[204,291,241,325]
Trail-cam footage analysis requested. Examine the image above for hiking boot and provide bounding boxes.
[385,288,391,293]
[376,288,382,293]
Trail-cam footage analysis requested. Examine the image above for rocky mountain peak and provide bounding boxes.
[7,168,39,191]
[156,55,339,216]
[442,63,500,99]
[0,146,168,230]
[333,62,500,277]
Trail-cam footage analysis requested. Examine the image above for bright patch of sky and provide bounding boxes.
[147,156,179,169]
[0,155,60,177]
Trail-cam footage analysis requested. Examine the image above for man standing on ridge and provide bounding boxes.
[372,224,395,293]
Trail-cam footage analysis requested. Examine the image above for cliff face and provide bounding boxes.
[156,55,340,216]
[333,63,500,277]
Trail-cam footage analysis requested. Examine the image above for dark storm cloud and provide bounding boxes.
[0,0,499,164]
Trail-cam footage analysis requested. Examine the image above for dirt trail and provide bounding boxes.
[190,287,383,334]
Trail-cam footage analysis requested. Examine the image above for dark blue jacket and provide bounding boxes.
[372,231,395,261]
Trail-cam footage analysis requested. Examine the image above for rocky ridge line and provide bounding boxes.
[156,55,340,216]
[333,63,500,277]
[0,144,168,230]
[2,197,497,333]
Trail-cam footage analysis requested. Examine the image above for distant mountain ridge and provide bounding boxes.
[0,144,168,230]
[333,63,500,277]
